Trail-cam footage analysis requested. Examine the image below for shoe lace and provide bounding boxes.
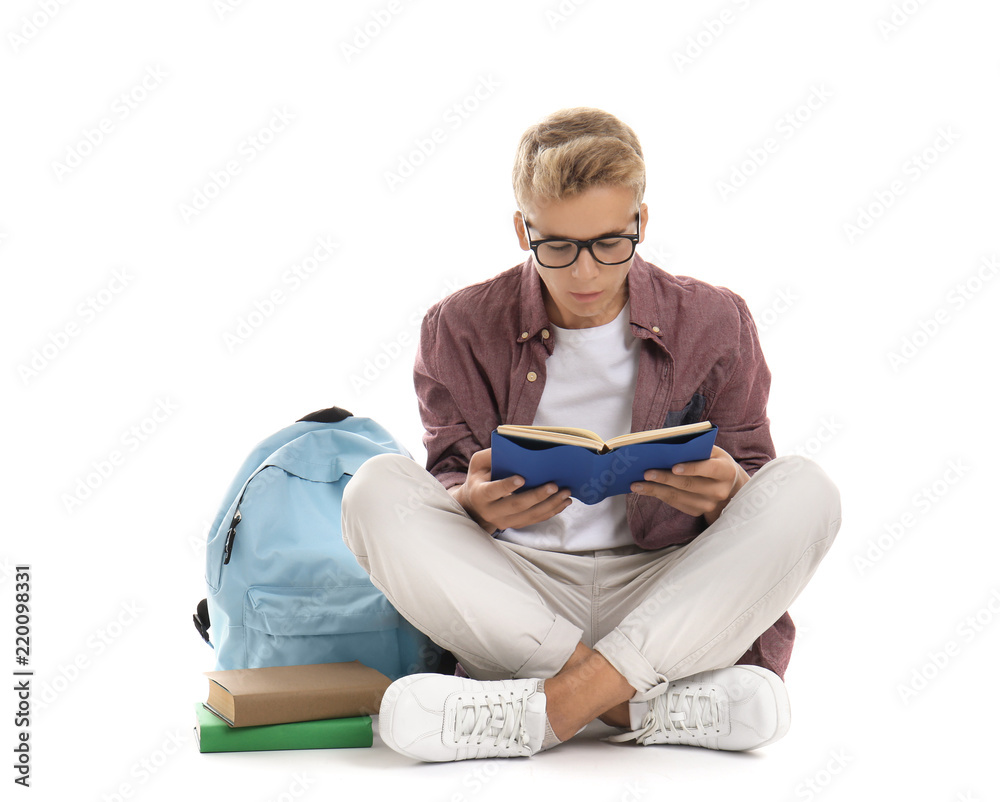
[613,685,720,745]
[453,688,531,753]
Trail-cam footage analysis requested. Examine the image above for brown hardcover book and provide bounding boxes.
[203,661,392,727]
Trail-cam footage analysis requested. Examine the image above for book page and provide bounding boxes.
[604,421,713,449]
[496,425,605,448]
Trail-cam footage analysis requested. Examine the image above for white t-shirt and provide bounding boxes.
[497,301,640,552]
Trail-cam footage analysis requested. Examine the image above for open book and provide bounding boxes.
[496,421,713,454]
[491,421,718,505]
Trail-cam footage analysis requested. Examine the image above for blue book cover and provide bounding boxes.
[490,423,718,505]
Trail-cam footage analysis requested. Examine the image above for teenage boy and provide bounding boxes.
[342,107,841,762]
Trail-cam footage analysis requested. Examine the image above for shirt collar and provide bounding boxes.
[515,252,670,352]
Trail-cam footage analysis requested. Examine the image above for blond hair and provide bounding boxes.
[512,107,645,213]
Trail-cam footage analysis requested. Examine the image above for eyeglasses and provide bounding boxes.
[521,211,640,268]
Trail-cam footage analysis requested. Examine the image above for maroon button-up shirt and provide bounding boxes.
[413,253,794,678]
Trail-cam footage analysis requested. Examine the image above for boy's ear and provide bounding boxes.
[638,202,648,244]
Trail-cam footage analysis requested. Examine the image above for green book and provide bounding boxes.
[193,703,372,752]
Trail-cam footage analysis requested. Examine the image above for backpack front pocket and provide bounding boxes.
[242,584,403,678]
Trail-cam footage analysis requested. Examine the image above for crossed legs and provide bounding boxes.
[342,452,841,741]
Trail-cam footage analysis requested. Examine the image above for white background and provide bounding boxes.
[3,1,998,800]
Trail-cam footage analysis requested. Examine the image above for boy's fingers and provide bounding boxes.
[490,484,568,523]
[503,491,572,529]
[481,474,527,502]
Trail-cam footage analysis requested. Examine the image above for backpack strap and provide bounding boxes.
[297,406,353,423]
[193,598,211,645]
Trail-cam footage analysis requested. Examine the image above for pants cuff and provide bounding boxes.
[594,627,669,700]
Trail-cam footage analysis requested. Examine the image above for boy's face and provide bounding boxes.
[515,184,647,329]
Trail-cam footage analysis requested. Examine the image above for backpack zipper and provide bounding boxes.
[223,509,241,565]
[220,462,270,567]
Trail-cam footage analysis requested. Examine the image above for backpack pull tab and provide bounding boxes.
[223,509,242,565]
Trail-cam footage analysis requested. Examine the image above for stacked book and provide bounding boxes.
[195,661,391,753]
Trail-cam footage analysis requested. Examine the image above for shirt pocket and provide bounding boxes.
[662,391,708,429]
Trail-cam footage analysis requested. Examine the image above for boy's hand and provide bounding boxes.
[449,448,572,534]
[630,445,749,525]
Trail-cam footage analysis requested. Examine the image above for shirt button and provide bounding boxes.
[652,326,660,333]
[521,331,529,340]
[526,371,537,382]
[541,329,550,339]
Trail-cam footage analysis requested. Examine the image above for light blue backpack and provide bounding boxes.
[193,406,445,680]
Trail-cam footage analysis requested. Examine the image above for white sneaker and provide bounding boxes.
[378,674,548,762]
[607,666,790,751]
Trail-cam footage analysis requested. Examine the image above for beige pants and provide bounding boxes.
[342,453,841,698]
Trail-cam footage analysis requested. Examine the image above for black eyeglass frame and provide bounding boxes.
[521,211,641,269]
